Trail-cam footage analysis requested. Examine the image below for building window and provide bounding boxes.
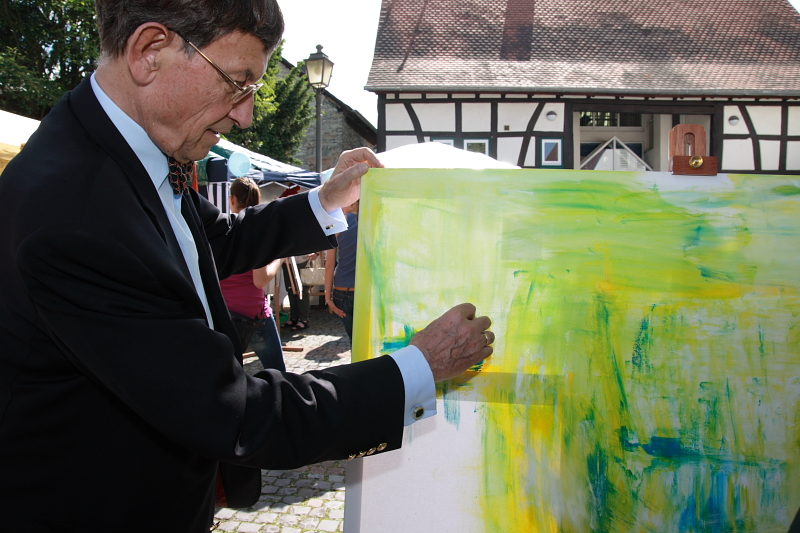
[579,112,642,128]
[431,138,454,146]
[464,139,489,155]
[541,139,562,166]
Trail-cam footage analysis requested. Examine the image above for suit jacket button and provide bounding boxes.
[348,454,357,460]
[366,447,376,456]
[377,442,387,452]
[357,451,367,458]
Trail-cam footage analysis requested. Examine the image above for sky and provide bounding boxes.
[276,0,382,127]
[277,0,800,129]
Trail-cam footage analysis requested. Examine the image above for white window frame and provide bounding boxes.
[464,139,489,155]
[541,138,562,166]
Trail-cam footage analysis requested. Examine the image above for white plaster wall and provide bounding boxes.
[525,137,536,167]
[462,103,492,132]
[497,137,523,166]
[759,140,781,171]
[746,106,782,135]
[498,102,539,132]
[788,106,800,136]
[656,114,672,171]
[723,106,750,135]
[787,141,800,171]
[534,103,565,132]
[722,139,755,170]
[412,103,455,131]
[385,104,414,131]
[384,135,419,151]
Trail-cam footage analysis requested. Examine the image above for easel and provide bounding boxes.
[271,258,304,353]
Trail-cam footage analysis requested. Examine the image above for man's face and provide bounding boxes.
[147,31,269,162]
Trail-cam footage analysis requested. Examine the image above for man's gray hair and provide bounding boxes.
[94,0,284,56]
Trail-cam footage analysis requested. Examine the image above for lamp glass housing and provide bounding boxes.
[306,45,334,89]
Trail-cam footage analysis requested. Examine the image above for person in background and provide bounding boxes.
[325,200,359,343]
[282,253,313,331]
[221,177,285,371]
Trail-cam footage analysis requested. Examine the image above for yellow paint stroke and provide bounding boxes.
[355,169,800,532]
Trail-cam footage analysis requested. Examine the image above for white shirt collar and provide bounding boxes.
[90,72,169,190]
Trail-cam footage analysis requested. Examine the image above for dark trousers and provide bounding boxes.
[282,262,310,322]
[333,289,355,342]
[231,313,286,372]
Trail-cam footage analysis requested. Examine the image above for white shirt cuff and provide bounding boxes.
[308,187,347,236]
[389,345,437,426]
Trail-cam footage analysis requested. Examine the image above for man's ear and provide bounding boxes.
[125,23,175,85]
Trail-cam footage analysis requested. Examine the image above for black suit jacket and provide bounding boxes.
[0,79,404,532]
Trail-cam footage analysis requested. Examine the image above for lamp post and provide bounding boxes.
[305,45,334,173]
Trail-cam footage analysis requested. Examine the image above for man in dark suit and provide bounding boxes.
[0,1,494,531]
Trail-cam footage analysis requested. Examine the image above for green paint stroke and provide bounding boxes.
[357,169,800,532]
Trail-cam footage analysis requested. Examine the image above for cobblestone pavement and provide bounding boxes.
[213,306,353,533]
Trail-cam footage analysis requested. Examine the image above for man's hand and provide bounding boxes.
[318,147,383,212]
[410,303,494,382]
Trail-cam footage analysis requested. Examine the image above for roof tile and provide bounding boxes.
[367,0,800,95]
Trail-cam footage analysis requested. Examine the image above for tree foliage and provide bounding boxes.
[0,0,99,119]
[225,43,314,166]
[0,2,314,166]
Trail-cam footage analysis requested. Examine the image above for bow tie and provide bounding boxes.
[167,157,194,195]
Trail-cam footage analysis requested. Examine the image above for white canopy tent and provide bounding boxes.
[0,110,40,173]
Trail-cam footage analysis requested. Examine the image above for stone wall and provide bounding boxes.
[295,94,376,172]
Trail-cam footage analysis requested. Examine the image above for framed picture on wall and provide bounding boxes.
[541,138,562,166]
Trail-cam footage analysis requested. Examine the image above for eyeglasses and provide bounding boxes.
[181,36,263,105]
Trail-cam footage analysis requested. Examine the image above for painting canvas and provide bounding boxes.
[345,169,800,533]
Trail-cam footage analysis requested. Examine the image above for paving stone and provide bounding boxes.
[299,517,321,530]
[278,514,299,526]
[269,502,290,513]
[255,512,278,523]
[318,519,341,532]
[290,505,311,515]
[306,498,324,508]
[239,523,263,533]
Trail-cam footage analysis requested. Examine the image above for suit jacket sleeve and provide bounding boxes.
[16,176,404,471]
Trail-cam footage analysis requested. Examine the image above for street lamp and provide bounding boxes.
[305,45,334,173]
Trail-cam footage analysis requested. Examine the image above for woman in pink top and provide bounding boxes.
[220,178,285,371]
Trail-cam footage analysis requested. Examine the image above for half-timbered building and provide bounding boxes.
[366,0,800,173]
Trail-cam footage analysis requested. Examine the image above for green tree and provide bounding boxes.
[225,43,314,166]
[0,0,99,119]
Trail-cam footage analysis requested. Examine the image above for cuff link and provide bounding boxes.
[412,406,425,420]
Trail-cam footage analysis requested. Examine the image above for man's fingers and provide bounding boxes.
[472,315,491,332]
[336,147,383,171]
[450,302,477,319]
